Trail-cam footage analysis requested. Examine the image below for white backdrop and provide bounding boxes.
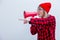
[0,0,60,40]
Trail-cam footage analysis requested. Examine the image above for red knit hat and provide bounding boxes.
[39,2,51,13]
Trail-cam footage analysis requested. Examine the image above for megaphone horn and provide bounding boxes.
[24,11,37,18]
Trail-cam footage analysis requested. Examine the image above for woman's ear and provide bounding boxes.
[43,11,48,18]
[42,10,45,17]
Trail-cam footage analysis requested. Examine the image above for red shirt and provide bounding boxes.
[29,15,56,40]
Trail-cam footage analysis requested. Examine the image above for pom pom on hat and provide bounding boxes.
[39,2,51,13]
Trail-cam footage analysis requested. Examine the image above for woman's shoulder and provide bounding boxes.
[48,14,56,20]
[49,14,55,18]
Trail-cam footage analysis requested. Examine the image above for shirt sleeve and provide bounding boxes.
[29,18,48,35]
[30,25,37,35]
[29,18,37,35]
[29,18,35,24]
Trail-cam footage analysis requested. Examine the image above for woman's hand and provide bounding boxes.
[24,20,29,24]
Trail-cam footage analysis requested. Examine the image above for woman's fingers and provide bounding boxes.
[18,18,29,24]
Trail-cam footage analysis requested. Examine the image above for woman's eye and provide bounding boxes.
[39,8,41,10]
[38,8,43,10]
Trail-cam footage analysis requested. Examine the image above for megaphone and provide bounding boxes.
[24,11,37,18]
[18,11,37,22]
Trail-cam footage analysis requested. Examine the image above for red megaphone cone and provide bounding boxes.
[24,11,37,18]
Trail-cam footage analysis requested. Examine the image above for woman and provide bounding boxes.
[24,2,56,40]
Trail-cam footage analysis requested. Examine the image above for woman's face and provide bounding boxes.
[37,7,45,17]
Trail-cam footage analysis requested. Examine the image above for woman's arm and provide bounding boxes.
[29,18,48,35]
[30,25,37,35]
[29,18,37,35]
